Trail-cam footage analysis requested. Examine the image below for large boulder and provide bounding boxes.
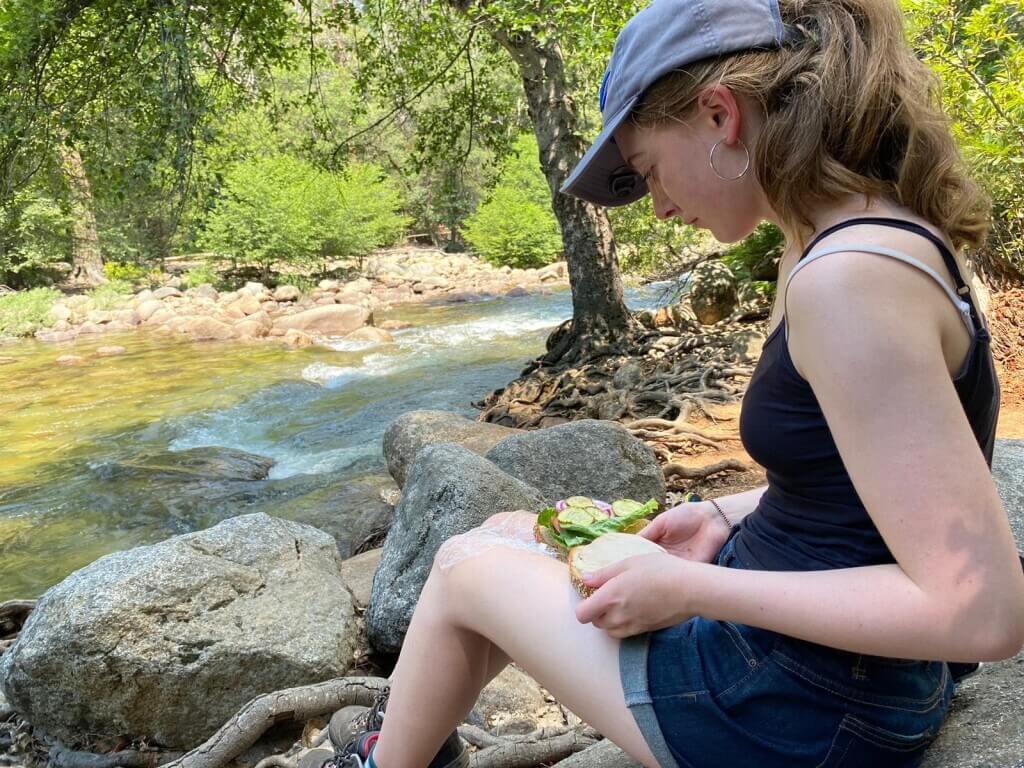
[366,443,545,653]
[688,260,738,325]
[383,410,521,488]
[921,438,1024,767]
[0,513,357,749]
[272,305,371,337]
[484,419,665,506]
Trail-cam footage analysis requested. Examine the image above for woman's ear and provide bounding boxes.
[698,85,743,146]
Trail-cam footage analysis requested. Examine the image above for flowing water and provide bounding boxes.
[0,283,676,601]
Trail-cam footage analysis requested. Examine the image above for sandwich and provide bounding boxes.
[533,496,664,597]
[568,532,666,597]
[533,495,659,556]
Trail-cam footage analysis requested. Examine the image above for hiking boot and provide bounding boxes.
[326,686,469,768]
[332,729,468,768]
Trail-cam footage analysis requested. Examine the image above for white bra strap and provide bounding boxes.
[783,243,975,343]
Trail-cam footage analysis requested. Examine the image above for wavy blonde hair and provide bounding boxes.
[629,0,990,251]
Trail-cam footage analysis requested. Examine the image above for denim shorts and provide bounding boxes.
[619,529,956,768]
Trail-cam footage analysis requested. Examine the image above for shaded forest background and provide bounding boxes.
[0,0,1021,320]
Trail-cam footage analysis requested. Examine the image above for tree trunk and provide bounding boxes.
[485,25,639,365]
[58,143,106,287]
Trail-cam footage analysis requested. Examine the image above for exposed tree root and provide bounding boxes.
[159,677,388,768]
[468,728,598,768]
[49,743,181,768]
[664,458,750,481]
[475,302,767,490]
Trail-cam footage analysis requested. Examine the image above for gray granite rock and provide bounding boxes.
[383,410,520,488]
[366,443,545,654]
[921,438,1024,767]
[0,513,356,749]
[484,419,666,506]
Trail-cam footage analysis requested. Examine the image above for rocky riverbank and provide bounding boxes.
[19,248,571,352]
[1,413,1021,768]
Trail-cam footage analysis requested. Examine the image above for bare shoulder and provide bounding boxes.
[783,217,973,379]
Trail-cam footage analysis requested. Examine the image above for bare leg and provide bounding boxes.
[372,514,660,768]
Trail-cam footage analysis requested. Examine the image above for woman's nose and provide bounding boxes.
[646,179,678,220]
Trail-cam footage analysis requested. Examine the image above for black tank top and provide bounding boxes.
[735,217,1001,571]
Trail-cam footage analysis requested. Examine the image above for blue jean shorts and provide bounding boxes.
[619,529,956,768]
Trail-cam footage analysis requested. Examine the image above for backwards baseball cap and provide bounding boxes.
[559,0,796,207]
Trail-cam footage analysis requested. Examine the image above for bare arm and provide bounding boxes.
[691,249,1024,662]
[709,485,766,526]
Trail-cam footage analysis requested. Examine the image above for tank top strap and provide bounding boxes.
[785,216,987,341]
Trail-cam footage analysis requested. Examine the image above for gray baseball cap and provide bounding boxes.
[560,0,795,207]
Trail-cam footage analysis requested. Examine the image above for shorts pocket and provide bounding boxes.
[816,714,939,768]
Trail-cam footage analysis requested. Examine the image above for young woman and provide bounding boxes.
[329,1,1024,766]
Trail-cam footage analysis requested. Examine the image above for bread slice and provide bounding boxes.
[568,533,665,597]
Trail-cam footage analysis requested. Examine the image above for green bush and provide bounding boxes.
[608,197,703,277]
[721,223,784,281]
[87,280,134,309]
[0,287,61,336]
[462,134,562,268]
[182,264,220,289]
[0,190,72,289]
[103,261,148,283]
[199,155,410,276]
[904,0,1024,276]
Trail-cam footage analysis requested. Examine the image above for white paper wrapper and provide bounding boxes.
[436,511,562,571]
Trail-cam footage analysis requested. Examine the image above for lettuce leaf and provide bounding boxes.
[549,498,659,548]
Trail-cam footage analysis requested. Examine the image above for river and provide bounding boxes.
[0,283,676,601]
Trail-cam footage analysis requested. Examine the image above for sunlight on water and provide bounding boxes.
[0,284,673,600]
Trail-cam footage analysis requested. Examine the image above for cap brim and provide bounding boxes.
[559,94,648,207]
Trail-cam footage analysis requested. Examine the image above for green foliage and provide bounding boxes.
[200,155,410,275]
[182,264,220,289]
[0,188,71,288]
[608,198,703,276]
[103,261,148,283]
[904,0,1024,274]
[87,279,132,309]
[0,286,60,336]
[721,223,784,280]
[462,135,561,268]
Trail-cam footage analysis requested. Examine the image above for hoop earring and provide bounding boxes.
[709,138,750,181]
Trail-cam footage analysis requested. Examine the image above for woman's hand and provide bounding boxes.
[639,501,731,563]
[574,551,697,637]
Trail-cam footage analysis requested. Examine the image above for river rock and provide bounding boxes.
[383,410,521,488]
[340,548,382,610]
[185,317,234,341]
[187,284,219,301]
[378,320,413,331]
[231,294,263,317]
[272,305,371,337]
[55,354,84,366]
[274,285,301,302]
[484,419,665,506]
[96,446,275,482]
[345,326,394,344]
[96,345,127,357]
[0,513,357,749]
[283,329,314,348]
[234,319,269,339]
[241,281,268,297]
[0,356,15,365]
[366,443,545,653]
[475,665,548,734]
[152,286,182,300]
[689,260,738,325]
[36,329,77,343]
[135,299,164,322]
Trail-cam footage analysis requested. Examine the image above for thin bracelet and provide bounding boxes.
[708,499,732,530]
